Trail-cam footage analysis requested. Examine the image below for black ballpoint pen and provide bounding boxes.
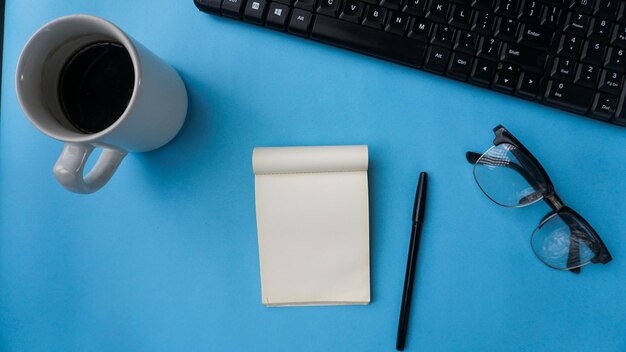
[396,172,428,351]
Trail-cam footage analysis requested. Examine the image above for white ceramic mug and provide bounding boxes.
[16,15,188,193]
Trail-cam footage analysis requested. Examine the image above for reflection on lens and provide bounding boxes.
[473,143,548,207]
[531,212,598,270]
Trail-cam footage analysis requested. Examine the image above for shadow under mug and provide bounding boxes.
[16,14,188,193]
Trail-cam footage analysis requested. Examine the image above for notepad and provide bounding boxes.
[252,145,371,307]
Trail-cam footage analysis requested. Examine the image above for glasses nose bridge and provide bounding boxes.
[543,193,565,212]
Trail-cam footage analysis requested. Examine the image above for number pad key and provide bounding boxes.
[575,63,601,88]
[588,18,613,42]
[605,47,626,72]
[590,92,618,120]
[558,34,583,58]
[598,69,623,94]
[564,12,590,37]
[581,41,606,66]
[552,57,577,81]
[611,24,626,48]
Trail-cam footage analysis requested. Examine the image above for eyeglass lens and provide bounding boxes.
[473,143,548,208]
[531,212,599,270]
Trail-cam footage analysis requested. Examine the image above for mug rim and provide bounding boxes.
[15,14,142,144]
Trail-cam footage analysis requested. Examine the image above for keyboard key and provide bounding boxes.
[611,24,626,48]
[454,31,479,54]
[380,0,403,10]
[426,0,450,23]
[581,40,606,65]
[496,18,519,42]
[288,9,314,36]
[519,0,542,23]
[222,0,246,18]
[403,0,426,16]
[501,43,547,72]
[558,34,583,59]
[295,0,318,11]
[498,62,520,74]
[469,58,497,86]
[274,0,293,4]
[598,69,623,94]
[266,3,291,29]
[340,0,365,22]
[195,0,222,14]
[318,0,342,16]
[472,0,495,11]
[569,0,595,14]
[431,24,455,48]
[424,46,451,73]
[447,52,473,80]
[588,18,613,42]
[311,14,427,67]
[493,72,518,93]
[244,0,268,24]
[477,36,501,60]
[385,12,409,34]
[449,5,473,29]
[515,72,541,99]
[564,12,590,37]
[362,5,387,29]
[590,92,618,120]
[541,6,561,28]
[575,63,601,88]
[594,0,619,19]
[408,17,432,42]
[472,11,496,35]
[605,47,626,72]
[495,0,520,18]
[552,57,577,81]
[613,102,626,126]
[544,80,594,114]
[517,24,553,50]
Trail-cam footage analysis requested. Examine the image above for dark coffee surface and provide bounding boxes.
[58,41,134,134]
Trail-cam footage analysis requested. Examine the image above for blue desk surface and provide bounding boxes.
[2,1,626,351]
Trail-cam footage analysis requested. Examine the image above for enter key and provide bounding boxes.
[518,24,553,51]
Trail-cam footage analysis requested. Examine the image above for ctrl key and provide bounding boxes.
[544,80,594,115]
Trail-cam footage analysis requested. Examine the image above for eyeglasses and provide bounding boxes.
[466,125,612,273]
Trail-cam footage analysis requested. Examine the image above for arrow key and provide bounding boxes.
[469,58,496,87]
[515,72,541,100]
[492,72,518,93]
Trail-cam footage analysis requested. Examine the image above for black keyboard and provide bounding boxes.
[194,0,626,127]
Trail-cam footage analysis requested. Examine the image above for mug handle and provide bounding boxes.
[53,143,128,194]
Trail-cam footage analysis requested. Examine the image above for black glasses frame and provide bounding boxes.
[466,125,612,273]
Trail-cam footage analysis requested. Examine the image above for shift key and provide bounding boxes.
[544,80,594,114]
[501,43,547,73]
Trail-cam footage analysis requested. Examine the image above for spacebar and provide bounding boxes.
[311,15,426,68]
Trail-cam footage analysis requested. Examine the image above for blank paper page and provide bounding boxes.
[253,146,370,307]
